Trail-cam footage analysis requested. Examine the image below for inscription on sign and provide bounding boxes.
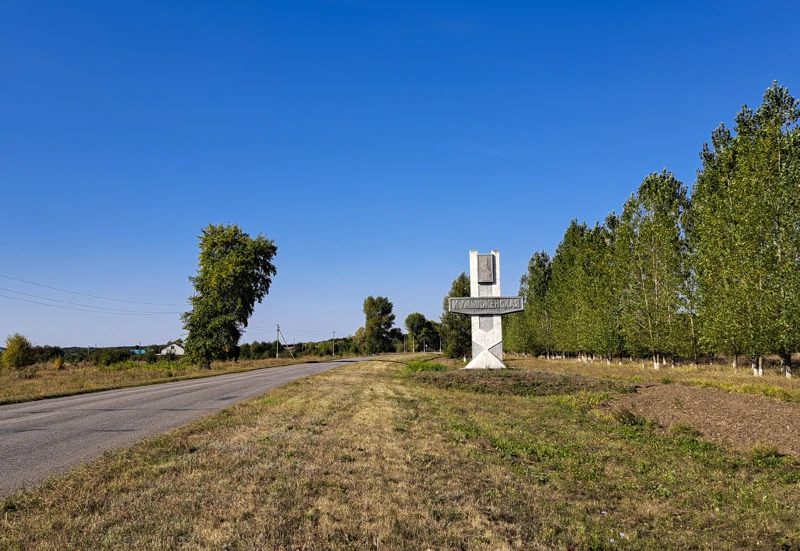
[448,297,524,316]
[477,254,494,283]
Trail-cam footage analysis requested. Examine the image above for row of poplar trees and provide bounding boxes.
[504,82,800,376]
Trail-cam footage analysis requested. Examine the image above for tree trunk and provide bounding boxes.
[653,353,659,370]
[732,355,738,371]
[758,356,763,377]
[779,350,792,378]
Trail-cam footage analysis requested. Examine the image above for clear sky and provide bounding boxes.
[1,1,798,347]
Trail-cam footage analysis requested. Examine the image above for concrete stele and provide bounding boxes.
[465,250,506,369]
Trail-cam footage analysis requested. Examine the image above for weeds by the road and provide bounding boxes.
[3,357,800,549]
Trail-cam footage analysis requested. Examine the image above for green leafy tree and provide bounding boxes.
[404,312,427,352]
[579,221,620,361]
[546,219,621,362]
[691,82,800,375]
[2,333,36,369]
[547,221,589,357]
[440,272,471,359]
[419,319,440,352]
[182,223,278,367]
[363,296,396,354]
[353,326,366,353]
[616,171,690,368]
[505,251,554,357]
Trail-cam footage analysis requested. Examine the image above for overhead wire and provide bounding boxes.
[0,274,185,306]
[0,293,180,316]
[0,287,182,314]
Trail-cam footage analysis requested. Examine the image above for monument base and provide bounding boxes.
[464,348,507,370]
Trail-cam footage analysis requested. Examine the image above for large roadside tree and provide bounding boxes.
[363,296,396,354]
[440,272,471,359]
[182,223,278,367]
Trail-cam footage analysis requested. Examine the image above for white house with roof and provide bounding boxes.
[158,343,185,356]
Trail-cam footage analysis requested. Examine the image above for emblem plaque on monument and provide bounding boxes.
[448,250,524,369]
[477,254,494,283]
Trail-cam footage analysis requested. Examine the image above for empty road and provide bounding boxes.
[0,358,368,497]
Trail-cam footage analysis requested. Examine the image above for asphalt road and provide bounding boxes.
[0,358,369,497]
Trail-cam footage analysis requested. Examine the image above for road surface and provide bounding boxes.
[0,357,368,497]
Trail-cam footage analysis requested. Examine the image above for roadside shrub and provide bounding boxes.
[407,361,449,372]
[53,356,65,370]
[2,333,36,369]
[96,349,130,366]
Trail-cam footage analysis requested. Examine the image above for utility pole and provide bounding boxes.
[332,331,336,357]
[276,325,280,358]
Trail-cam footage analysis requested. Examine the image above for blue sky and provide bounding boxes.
[1,1,798,347]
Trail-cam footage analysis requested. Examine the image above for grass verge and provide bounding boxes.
[3,358,800,549]
[0,356,344,405]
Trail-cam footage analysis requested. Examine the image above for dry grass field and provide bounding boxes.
[0,356,337,405]
[3,356,800,549]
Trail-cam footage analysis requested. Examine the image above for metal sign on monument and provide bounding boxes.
[448,297,524,316]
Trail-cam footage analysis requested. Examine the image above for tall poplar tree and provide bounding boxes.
[616,170,690,368]
[505,251,554,357]
[692,82,800,375]
[548,221,587,357]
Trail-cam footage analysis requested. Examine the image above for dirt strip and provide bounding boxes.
[608,383,800,457]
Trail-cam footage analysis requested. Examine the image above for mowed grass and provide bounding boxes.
[3,358,800,549]
[0,356,337,405]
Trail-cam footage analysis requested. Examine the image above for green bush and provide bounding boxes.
[407,361,449,372]
[2,333,36,369]
[96,349,131,366]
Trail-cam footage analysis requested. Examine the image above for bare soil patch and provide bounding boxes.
[610,383,800,457]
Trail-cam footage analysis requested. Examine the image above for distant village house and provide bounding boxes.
[158,344,185,357]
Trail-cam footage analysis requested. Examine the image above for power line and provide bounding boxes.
[283,328,334,335]
[0,293,179,316]
[0,287,182,314]
[0,274,185,306]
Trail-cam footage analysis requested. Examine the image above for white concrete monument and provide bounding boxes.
[448,250,524,369]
